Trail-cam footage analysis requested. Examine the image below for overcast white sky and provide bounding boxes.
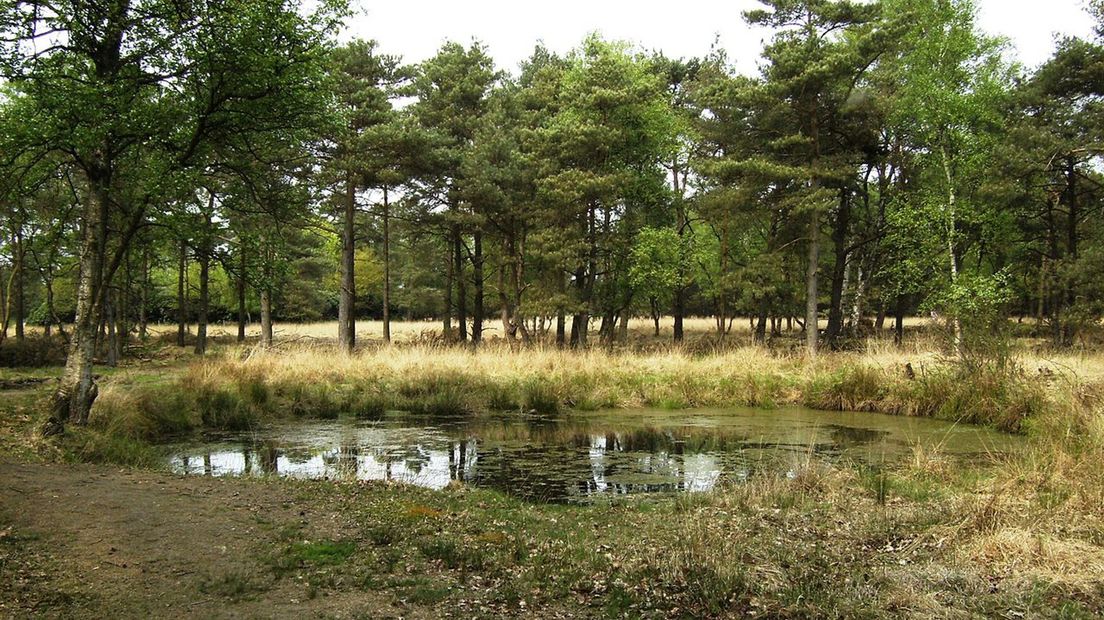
[343,0,1096,75]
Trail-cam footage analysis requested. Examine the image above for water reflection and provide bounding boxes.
[167,408,1018,503]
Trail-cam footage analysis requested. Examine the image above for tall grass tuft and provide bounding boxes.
[86,341,1074,445]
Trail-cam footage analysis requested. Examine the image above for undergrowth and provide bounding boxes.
[86,344,1064,442]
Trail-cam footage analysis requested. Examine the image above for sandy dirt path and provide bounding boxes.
[0,461,423,619]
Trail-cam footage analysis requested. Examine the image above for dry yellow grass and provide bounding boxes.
[144,316,943,344]
[64,316,1104,611]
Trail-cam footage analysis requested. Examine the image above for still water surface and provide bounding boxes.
[167,408,1019,503]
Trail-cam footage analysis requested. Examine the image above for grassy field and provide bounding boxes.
[2,317,1104,617]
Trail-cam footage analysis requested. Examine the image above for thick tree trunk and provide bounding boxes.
[382,187,391,344]
[598,312,615,345]
[754,299,768,343]
[570,313,588,348]
[338,174,356,352]
[176,240,188,347]
[48,170,109,432]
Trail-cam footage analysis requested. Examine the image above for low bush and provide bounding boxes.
[0,336,67,368]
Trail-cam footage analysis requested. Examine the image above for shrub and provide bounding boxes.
[0,335,67,368]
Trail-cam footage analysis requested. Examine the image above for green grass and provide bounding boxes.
[269,539,357,576]
[192,456,1101,619]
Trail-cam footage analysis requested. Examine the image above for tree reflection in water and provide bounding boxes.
[164,410,1005,504]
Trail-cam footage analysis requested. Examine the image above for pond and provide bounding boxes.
[166,407,1020,503]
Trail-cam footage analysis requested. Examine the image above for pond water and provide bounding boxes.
[166,408,1020,503]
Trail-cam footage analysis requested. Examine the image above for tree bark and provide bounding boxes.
[805,213,820,357]
[1062,155,1078,345]
[48,168,109,431]
[443,231,453,337]
[139,246,149,340]
[848,262,867,334]
[672,162,686,343]
[176,240,188,347]
[570,267,588,349]
[105,292,118,367]
[237,245,247,342]
[472,229,484,344]
[939,143,963,357]
[556,311,565,348]
[382,187,391,344]
[825,189,851,347]
[454,226,467,341]
[894,294,905,347]
[13,227,24,341]
[338,173,356,352]
[260,287,273,347]
[194,227,210,356]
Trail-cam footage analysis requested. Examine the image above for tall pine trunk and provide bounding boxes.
[260,287,273,347]
[139,247,149,340]
[825,189,851,347]
[805,214,820,356]
[338,174,356,352]
[194,227,210,356]
[443,234,453,337]
[13,227,24,341]
[454,226,467,341]
[472,230,484,344]
[382,187,391,343]
[672,162,686,343]
[176,240,188,347]
[236,245,247,342]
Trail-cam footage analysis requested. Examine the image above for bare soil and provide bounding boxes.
[0,461,440,619]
